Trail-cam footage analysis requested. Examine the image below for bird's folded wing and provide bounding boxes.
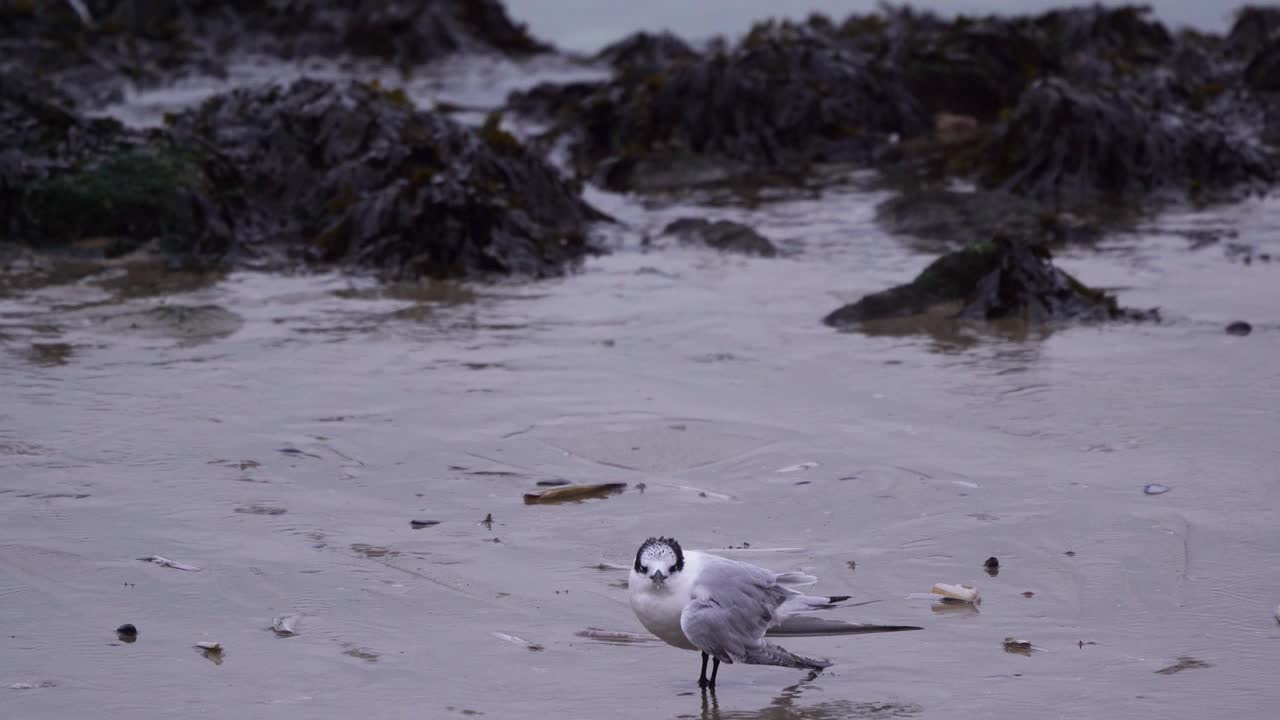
[679,560,792,663]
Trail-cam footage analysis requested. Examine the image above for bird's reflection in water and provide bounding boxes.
[682,671,922,720]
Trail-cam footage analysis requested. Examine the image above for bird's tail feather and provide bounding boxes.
[779,593,851,614]
[740,643,832,670]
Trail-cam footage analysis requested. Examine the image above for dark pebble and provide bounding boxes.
[535,480,570,487]
[984,557,1000,576]
[410,520,440,529]
[1226,321,1252,336]
[116,624,137,642]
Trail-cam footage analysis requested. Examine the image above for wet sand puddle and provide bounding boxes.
[4,57,1280,720]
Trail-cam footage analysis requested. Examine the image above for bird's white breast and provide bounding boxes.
[628,554,706,651]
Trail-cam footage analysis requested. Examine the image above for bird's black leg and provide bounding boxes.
[698,651,710,688]
[709,657,720,688]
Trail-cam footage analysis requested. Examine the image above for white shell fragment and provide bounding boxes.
[492,632,544,651]
[776,462,818,473]
[195,641,222,651]
[930,583,980,603]
[137,555,201,571]
[1143,483,1170,495]
[272,614,301,636]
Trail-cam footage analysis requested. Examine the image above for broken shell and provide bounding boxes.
[272,614,301,636]
[930,583,980,603]
[1003,637,1033,655]
[137,555,201,571]
[522,482,626,504]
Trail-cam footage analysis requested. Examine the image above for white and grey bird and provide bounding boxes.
[628,536,920,688]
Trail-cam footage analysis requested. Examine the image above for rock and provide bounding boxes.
[1226,321,1253,336]
[661,218,777,257]
[116,623,138,642]
[983,557,1000,576]
[976,78,1275,209]
[824,237,1156,327]
[512,20,925,191]
[874,190,1100,249]
[164,79,601,279]
[0,0,549,107]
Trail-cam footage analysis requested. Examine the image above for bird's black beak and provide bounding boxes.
[650,570,666,586]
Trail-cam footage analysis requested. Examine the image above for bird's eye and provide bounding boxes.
[640,565,648,574]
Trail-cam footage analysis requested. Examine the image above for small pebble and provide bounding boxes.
[1225,321,1252,336]
[1023,591,1035,598]
[1143,483,1170,495]
[983,557,1000,576]
[1064,550,1076,557]
[409,520,440,529]
[116,624,137,642]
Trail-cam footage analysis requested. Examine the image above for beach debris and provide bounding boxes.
[235,504,287,515]
[9,681,57,690]
[195,641,224,664]
[591,562,630,571]
[116,624,137,642]
[137,555,201,571]
[535,479,571,487]
[272,614,301,636]
[1003,637,1033,656]
[846,560,857,572]
[1064,550,1076,557]
[984,557,1000,576]
[1155,656,1212,675]
[575,627,656,644]
[1143,483,1170,495]
[276,447,322,459]
[481,513,493,529]
[523,482,626,504]
[492,632,544,651]
[409,520,440,529]
[1225,321,1252,336]
[1023,591,1036,598]
[930,583,980,604]
[775,461,818,473]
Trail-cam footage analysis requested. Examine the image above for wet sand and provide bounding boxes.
[4,61,1280,720]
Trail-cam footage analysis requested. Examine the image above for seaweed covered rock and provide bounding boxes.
[661,218,777,257]
[1226,6,1280,59]
[1244,37,1280,92]
[594,31,700,76]
[824,238,1155,327]
[975,78,1275,209]
[0,72,237,259]
[511,22,925,191]
[0,0,548,106]
[166,79,599,278]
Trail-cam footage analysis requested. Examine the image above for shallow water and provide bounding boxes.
[4,32,1280,720]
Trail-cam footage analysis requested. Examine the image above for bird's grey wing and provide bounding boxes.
[678,559,791,663]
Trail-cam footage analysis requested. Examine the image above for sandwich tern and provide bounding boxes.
[628,536,918,688]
